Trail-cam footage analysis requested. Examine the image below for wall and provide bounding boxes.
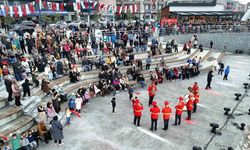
[159,32,250,53]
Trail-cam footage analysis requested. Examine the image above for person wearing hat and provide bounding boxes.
[148,82,157,107]
[133,99,144,127]
[193,91,200,113]
[150,101,160,131]
[162,101,172,130]
[174,97,185,125]
[186,95,194,120]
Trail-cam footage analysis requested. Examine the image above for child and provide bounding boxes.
[27,130,37,148]
[128,85,134,100]
[32,73,39,87]
[68,97,76,111]
[22,79,33,98]
[65,108,71,126]
[10,132,21,150]
[75,95,83,113]
[20,132,32,150]
[111,97,116,114]
[32,129,39,147]
[84,90,90,104]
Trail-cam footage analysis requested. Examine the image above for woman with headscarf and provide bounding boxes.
[11,79,22,106]
[51,116,64,145]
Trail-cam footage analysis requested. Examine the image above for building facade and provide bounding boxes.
[116,0,166,20]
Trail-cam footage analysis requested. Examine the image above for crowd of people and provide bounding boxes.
[0,16,233,150]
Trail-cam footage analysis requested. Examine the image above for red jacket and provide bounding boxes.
[186,99,193,111]
[192,85,199,94]
[148,85,157,97]
[194,93,200,104]
[150,106,160,119]
[175,101,185,115]
[133,103,144,117]
[162,106,172,120]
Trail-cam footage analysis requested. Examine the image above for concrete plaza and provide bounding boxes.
[39,54,250,150]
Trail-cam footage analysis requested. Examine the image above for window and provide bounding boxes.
[158,4,163,10]
[145,4,150,10]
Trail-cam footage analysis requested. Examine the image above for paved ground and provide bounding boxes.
[38,54,250,150]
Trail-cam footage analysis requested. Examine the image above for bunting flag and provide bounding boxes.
[4,5,9,16]
[60,3,64,11]
[77,2,81,11]
[0,1,140,18]
[92,2,97,10]
[52,2,56,11]
[80,2,85,9]
[117,6,122,16]
[29,3,35,13]
[18,6,22,17]
[21,5,27,17]
[99,4,105,11]
[43,1,47,9]
[1,5,6,16]
[25,4,30,15]
[9,6,13,17]
[84,0,89,9]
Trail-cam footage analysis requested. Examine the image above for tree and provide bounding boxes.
[3,15,15,25]
[91,13,101,22]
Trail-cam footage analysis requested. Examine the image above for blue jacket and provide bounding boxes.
[224,66,230,75]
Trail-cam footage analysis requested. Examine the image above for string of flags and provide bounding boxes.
[0,0,139,17]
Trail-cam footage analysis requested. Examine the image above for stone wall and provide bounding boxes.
[159,32,250,54]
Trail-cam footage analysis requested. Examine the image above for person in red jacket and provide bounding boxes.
[192,82,199,94]
[148,82,157,107]
[174,97,185,125]
[186,95,194,120]
[150,101,160,131]
[162,101,172,130]
[193,91,200,113]
[133,99,144,127]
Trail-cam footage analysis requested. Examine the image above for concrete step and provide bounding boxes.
[0,115,34,136]
[0,105,23,126]
[22,96,41,114]
[0,97,6,109]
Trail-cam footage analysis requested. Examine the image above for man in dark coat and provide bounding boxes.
[206,70,214,90]
[111,97,116,114]
[22,79,33,97]
[4,76,13,102]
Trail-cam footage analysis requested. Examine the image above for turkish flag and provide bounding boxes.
[60,3,64,11]
[77,2,81,11]
[29,3,35,13]
[4,6,9,16]
[43,1,47,9]
[13,6,18,17]
[52,2,56,11]
[21,5,27,17]
[84,0,89,9]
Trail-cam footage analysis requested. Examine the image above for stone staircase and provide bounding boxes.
[0,97,34,137]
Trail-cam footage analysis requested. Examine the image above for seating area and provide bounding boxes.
[0,44,224,142]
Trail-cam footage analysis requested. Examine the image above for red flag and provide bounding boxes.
[21,5,27,17]
[43,1,47,9]
[100,4,105,10]
[92,2,96,10]
[117,6,121,16]
[13,6,18,17]
[84,0,88,9]
[132,4,135,13]
[77,2,81,11]
[29,3,35,13]
[52,2,56,11]
[4,6,9,16]
[35,0,39,3]
[60,3,64,11]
